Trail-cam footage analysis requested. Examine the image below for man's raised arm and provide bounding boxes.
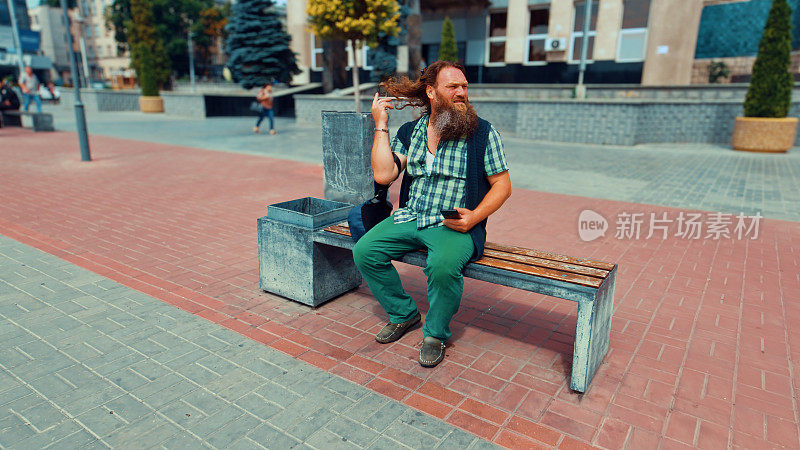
[370,93,406,185]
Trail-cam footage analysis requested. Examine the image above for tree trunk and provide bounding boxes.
[322,39,347,93]
[352,39,361,113]
[406,0,422,79]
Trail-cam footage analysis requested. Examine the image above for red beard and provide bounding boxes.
[430,91,478,141]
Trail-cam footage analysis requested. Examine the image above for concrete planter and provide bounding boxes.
[731,116,798,153]
[258,197,361,307]
[139,96,164,113]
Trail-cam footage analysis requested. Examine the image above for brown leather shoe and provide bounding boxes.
[419,336,446,367]
[375,312,421,344]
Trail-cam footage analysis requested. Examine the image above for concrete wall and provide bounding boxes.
[60,89,140,113]
[295,93,800,146]
[161,93,206,118]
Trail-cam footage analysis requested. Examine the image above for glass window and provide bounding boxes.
[487,11,507,64]
[616,0,650,62]
[310,34,323,70]
[573,1,598,32]
[526,7,549,63]
[489,12,507,37]
[570,1,597,62]
[529,8,548,35]
[345,40,372,70]
[622,0,651,29]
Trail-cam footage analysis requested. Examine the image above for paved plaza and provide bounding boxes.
[1,106,799,449]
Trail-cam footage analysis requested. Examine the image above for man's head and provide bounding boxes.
[263,82,272,90]
[24,66,33,76]
[383,60,478,139]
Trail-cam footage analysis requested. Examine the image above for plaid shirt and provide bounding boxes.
[391,115,508,229]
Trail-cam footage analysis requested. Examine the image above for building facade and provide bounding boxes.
[0,0,51,81]
[29,5,71,82]
[288,0,774,86]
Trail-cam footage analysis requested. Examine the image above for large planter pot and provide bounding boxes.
[731,116,798,153]
[138,96,164,113]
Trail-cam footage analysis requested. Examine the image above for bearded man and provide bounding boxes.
[352,61,511,367]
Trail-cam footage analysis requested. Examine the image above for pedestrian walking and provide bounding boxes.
[18,66,42,113]
[253,82,276,135]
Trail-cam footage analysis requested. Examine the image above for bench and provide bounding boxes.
[313,224,617,393]
[1,111,54,131]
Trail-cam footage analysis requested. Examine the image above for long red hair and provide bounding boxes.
[382,60,467,114]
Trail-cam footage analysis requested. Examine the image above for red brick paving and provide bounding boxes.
[2,128,799,449]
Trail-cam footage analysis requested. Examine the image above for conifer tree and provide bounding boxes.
[744,0,793,118]
[439,17,458,63]
[226,0,300,88]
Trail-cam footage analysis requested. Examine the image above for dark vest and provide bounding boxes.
[396,117,493,262]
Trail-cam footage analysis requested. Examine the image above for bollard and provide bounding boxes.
[321,111,375,206]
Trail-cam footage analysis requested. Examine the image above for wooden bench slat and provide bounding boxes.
[482,248,609,279]
[322,225,605,288]
[485,242,616,271]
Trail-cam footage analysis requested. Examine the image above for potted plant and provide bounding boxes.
[129,0,170,113]
[731,0,797,152]
[136,46,163,113]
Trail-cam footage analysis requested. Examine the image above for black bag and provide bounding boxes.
[347,153,402,242]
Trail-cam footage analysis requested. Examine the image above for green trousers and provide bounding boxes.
[352,217,474,341]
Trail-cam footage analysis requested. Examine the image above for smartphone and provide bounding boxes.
[441,209,461,219]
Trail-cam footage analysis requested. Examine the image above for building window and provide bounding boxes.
[569,0,598,63]
[310,34,323,70]
[617,0,650,62]
[345,40,372,71]
[525,7,549,64]
[486,11,506,65]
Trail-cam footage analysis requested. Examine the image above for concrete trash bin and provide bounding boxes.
[258,197,362,307]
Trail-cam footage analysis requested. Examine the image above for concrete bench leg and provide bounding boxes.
[570,266,616,392]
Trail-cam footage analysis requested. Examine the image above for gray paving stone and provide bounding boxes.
[205,411,263,448]
[0,413,37,446]
[28,374,76,401]
[180,362,220,385]
[382,421,440,449]
[6,419,81,450]
[43,429,101,449]
[189,404,246,438]
[103,394,152,423]
[306,427,362,449]
[158,431,208,449]
[361,401,407,432]
[54,386,126,417]
[179,389,229,416]
[76,406,129,437]
[0,237,497,449]
[435,428,483,449]
[325,416,381,447]
[234,394,283,421]
[365,435,411,450]
[398,409,453,439]
[246,422,303,449]
[225,436,266,450]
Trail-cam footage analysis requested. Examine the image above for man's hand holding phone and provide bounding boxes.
[442,207,475,233]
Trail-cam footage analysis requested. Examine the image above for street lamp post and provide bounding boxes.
[188,19,196,92]
[60,0,91,161]
[576,0,593,99]
[6,0,25,74]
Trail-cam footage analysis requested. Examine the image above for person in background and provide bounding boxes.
[0,77,21,127]
[253,82,276,135]
[18,66,42,113]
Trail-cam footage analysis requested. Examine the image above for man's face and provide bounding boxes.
[25,67,33,76]
[429,67,469,114]
[428,67,478,140]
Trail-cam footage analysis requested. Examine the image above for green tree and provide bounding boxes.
[107,0,217,79]
[128,0,170,95]
[438,16,457,63]
[225,0,299,88]
[744,0,793,118]
[307,0,401,112]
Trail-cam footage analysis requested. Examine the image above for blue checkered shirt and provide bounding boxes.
[391,115,508,229]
